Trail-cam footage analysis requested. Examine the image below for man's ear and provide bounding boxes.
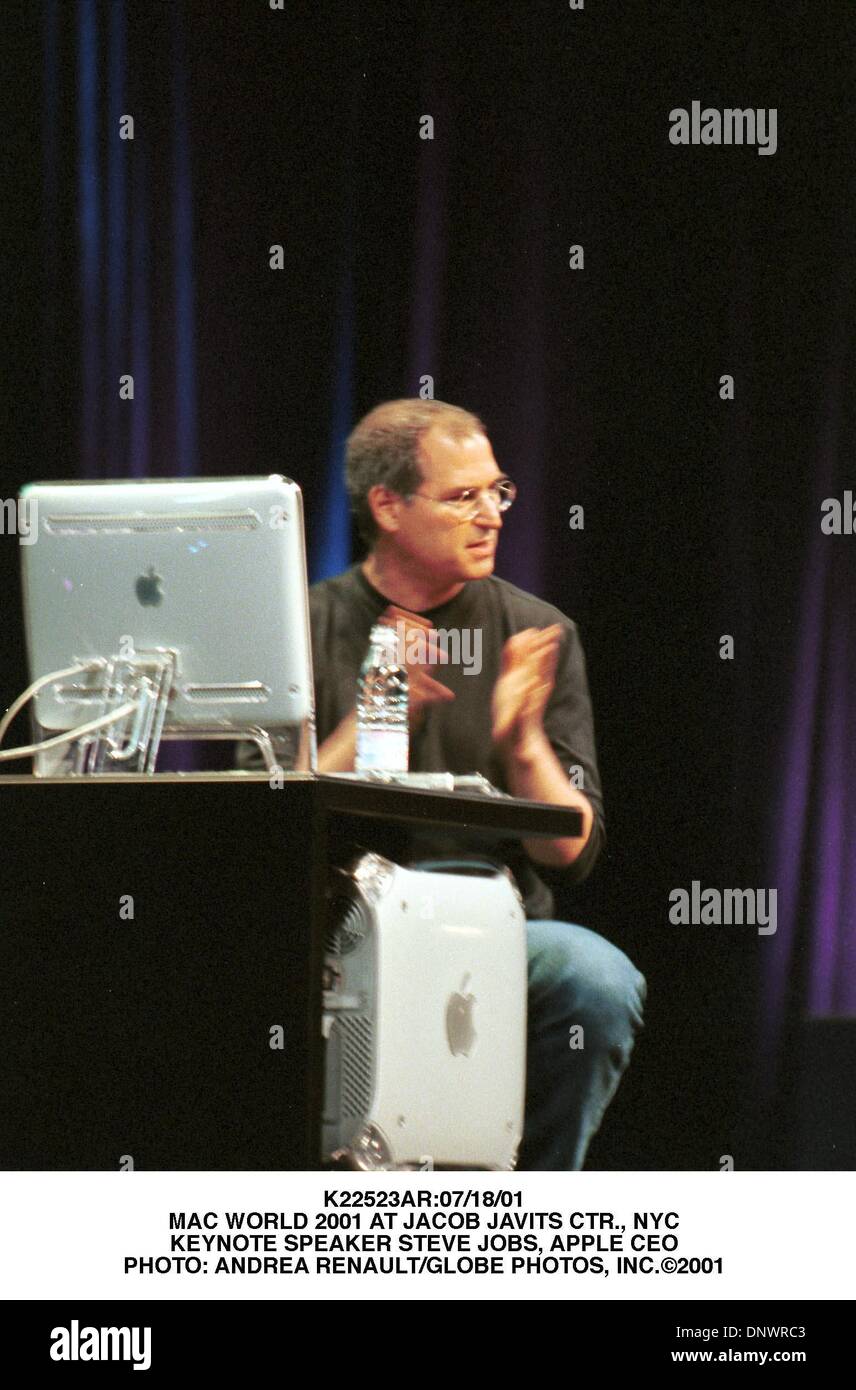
[366,484,402,535]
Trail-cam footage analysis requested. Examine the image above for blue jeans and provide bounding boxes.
[519,919,646,1170]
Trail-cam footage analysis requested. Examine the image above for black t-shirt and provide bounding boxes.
[309,562,605,918]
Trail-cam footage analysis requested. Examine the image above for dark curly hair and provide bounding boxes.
[345,398,486,547]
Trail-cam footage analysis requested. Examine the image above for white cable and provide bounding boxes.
[0,661,103,747]
[0,701,141,762]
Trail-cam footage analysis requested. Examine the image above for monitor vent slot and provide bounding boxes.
[44,511,261,535]
[182,682,270,703]
[52,684,104,705]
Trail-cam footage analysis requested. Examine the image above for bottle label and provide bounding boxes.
[355,728,409,773]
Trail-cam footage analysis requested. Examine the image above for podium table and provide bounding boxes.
[0,773,581,1169]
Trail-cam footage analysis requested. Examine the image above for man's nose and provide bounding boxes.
[473,493,504,524]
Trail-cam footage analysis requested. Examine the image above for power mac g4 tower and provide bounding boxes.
[322,852,528,1171]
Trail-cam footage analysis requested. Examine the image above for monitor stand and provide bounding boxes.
[29,649,312,777]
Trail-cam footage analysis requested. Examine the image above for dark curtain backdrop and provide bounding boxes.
[3,0,855,1168]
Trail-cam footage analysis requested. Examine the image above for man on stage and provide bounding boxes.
[310,398,646,1169]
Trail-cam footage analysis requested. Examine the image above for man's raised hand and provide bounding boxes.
[378,604,456,724]
[491,624,563,753]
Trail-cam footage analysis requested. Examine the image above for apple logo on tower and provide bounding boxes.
[445,974,476,1057]
[135,567,163,607]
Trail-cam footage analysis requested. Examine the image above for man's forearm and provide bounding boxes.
[499,730,594,869]
[318,706,591,866]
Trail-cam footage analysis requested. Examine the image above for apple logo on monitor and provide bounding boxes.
[135,567,163,606]
[445,974,476,1057]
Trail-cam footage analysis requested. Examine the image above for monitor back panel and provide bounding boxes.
[20,477,315,736]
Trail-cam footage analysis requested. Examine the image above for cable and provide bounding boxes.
[0,661,139,767]
[0,701,141,762]
[0,661,103,747]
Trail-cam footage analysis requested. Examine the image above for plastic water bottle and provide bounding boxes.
[355,623,409,773]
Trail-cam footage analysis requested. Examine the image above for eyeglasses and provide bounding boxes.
[408,478,517,521]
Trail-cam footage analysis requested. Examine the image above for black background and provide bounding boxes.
[7,1301,848,1371]
[3,0,856,1169]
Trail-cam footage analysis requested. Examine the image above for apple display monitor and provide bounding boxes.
[18,475,316,774]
